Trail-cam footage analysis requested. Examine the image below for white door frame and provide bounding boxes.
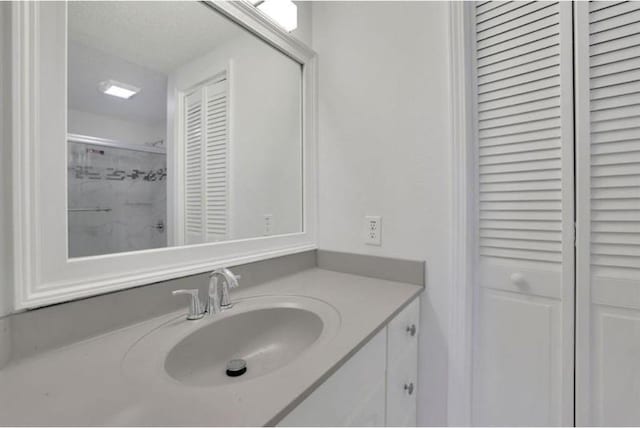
[448,2,476,425]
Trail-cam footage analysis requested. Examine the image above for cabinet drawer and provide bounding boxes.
[387,298,420,364]
[386,346,418,427]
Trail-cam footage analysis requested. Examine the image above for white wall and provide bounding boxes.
[311,2,452,425]
[223,35,302,240]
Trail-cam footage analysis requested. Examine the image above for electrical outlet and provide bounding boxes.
[263,214,273,236]
[364,215,382,246]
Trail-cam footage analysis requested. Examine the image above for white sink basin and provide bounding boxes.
[166,306,324,386]
[122,295,341,388]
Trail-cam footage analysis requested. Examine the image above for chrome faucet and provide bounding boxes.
[172,267,240,320]
[208,267,240,312]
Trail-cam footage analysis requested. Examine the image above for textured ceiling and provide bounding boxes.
[68,40,168,125]
[67,1,245,126]
[68,1,244,74]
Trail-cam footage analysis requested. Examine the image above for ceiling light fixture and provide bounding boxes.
[254,0,298,32]
[98,80,140,99]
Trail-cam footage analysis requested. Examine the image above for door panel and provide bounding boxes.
[387,351,418,427]
[471,1,575,425]
[597,307,640,426]
[474,288,561,426]
[575,2,640,425]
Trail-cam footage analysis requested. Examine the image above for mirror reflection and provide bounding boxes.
[67,1,303,258]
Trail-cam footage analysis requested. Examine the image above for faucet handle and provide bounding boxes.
[230,273,240,288]
[172,289,205,320]
[226,268,240,288]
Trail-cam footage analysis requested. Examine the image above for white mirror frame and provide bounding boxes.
[11,1,317,310]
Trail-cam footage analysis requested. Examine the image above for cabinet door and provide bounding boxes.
[344,379,386,427]
[387,349,418,427]
[471,2,575,425]
[386,299,419,427]
[277,328,387,427]
[575,2,640,425]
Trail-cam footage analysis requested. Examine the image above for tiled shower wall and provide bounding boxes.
[67,142,167,258]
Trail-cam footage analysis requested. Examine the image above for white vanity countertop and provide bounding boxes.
[0,268,422,426]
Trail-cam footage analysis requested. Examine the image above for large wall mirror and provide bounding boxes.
[11,1,316,309]
[67,1,303,258]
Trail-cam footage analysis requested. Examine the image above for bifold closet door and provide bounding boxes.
[575,2,640,425]
[471,2,575,425]
[183,77,229,245]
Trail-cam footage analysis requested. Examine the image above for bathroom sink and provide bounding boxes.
[122,295,341,388]
[166,306,324,386]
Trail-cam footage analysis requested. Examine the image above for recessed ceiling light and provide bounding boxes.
[98,80,140,99]
[256,0,297,32]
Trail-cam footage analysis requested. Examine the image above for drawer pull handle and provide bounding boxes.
[406,324,417,336]
[404,382,414,395]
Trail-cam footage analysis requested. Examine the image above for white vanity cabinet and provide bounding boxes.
[386,298,419,426]
[279,298,420,427]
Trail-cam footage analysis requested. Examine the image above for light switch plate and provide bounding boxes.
[364,215,382,246]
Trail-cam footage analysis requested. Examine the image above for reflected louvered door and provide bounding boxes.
[204,79,229,241]
[576,2,640,425]
[184,90,204,244]
[182,75,229,245]
[471,2,575,426]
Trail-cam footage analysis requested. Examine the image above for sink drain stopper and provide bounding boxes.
[226,359,247,377]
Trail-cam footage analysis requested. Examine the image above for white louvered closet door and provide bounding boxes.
[471,2,575,426]
[576,2,640,425]
[182,76,229,245]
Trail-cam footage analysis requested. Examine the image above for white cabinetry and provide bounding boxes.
[386,298,419,427]
[279,328,387,427]
[278,298,420,427]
